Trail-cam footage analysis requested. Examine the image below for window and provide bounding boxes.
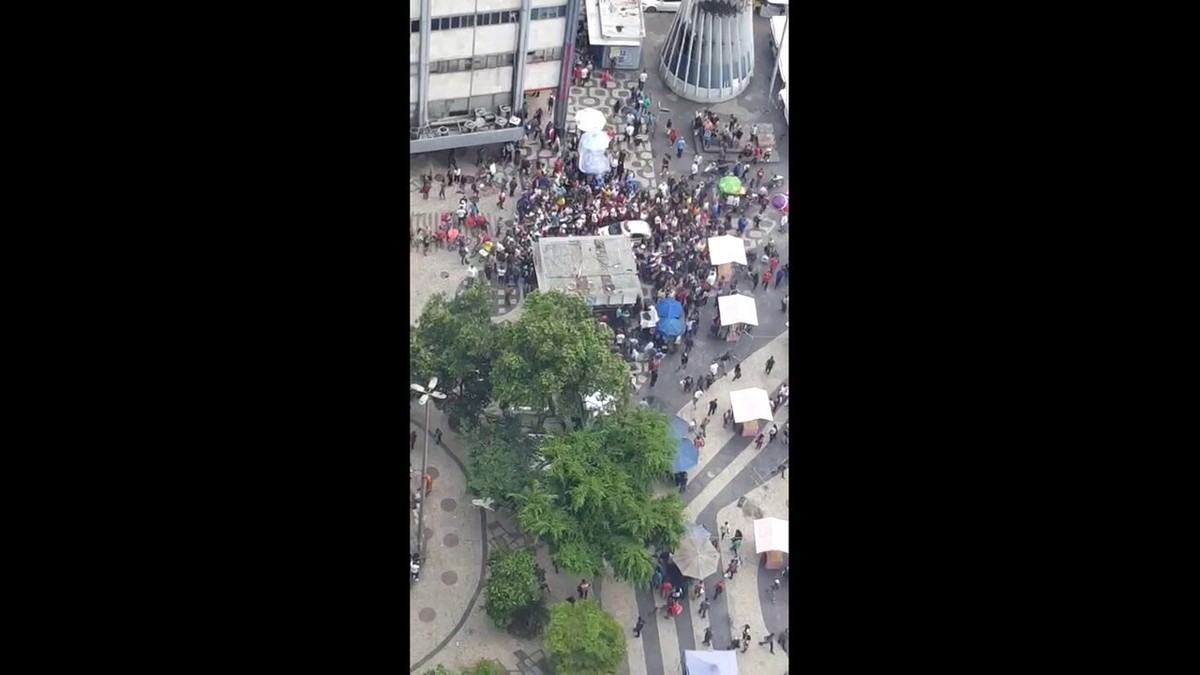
[450,16,460,29]
[411,20,419,33]
[527,47,563,63]
[533,5,567,20]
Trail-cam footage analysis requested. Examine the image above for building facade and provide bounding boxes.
[410,0,581,154]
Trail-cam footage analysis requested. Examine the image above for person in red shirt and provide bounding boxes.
[661,581,673,600]
[769,255,780,274]
[762,271,772,290]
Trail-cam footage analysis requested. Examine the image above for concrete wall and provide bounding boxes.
[528,17,566,49]
[524,61,561,89]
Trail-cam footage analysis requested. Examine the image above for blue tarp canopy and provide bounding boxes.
[684,649,738,675]
[670,417,699,472]
[655,299,685,338]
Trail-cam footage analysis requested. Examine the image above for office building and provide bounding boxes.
[410,0,580,153]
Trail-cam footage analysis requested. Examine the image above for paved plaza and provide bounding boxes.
[410,9,790,675]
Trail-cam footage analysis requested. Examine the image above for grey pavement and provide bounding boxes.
[409,412,489,673]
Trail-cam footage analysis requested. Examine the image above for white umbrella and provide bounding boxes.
[580,130,612,152]
[574,107,607,132]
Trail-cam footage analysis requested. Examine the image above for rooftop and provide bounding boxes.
[586,0,645,42]
[533,235,642,307]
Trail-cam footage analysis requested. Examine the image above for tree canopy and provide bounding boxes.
[464,421,541,513]
[510,410,684,586]
[410,284,496,431]
[483,548,541,629]
[490,291,630,420]
[545,601,627,675]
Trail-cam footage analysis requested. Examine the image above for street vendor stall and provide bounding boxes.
[729,387,774,438]
[716,293,758,342]
[753,516,789,570]
[707,234,747,287]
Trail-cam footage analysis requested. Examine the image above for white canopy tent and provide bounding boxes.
[729,387,773,436]
[707,235,748,266]
[753,517,790,554]
[684,649,738,675]
[717,294,759,327]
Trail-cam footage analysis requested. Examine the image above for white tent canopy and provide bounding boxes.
[717,294,759,327]
[684,649,738,675]
[729,387,774,423]
[754,517,790,554]
[707,235,748,265]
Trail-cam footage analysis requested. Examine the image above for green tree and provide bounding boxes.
[490,291,629,428]
[545,601,627,675]
[464,420,540,512]
[460,659,508,675]
[511,410,685,586]
[420,667,454,675]
[483,548,541,629]
[411,284,496,431]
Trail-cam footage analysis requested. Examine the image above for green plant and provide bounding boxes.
[483,548,540,629]
[545,600,626,675]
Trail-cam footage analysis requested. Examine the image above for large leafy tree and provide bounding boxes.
[465,420,541,512]
[490,291,629,426]
[411,284,496,430]
[545,601,627,675]
[511,410,684,586]
[483,548,541,629]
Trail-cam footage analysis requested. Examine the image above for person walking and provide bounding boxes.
[410,430,418,450]
[434,428,443,445]
[768,423,779,444]
[651,568,663,590]
[754,433,765,450]
[708,398,718,417]
[675,137,686,158]
[423,472,434,496]
[781,294,788,312]
[578,578,591,600]
[759,632,777,654]
[698,596,711,618]
[677,350,689,372]
[702,626,713,646]
[661,580,673,600]
[761,270,772,292]
[720,521,731,540]
[724,409,734,427]
[765,355,776,375]
[749,272,759,291]
[693,580,705,599]
[662,155,670,174]
[693,387,704,409]
[733,364,742,381]
[724,561,737,579]
[649,369,659,387]
[438,181,446,199]
[634,615,645,637]
[713,580,725,599]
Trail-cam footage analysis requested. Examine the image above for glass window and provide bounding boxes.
[464,15,474,27]
[411,20,419,33]
[480,13,490,26]
[473,55,486,69]
[450,17,459,29]
[491,13,501,24]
